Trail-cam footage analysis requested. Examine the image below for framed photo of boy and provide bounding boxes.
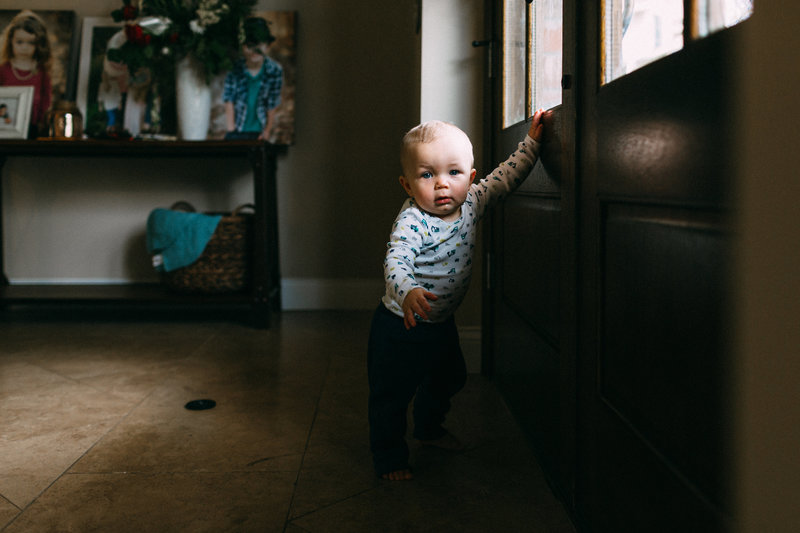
[209,11,296,144]
[0,85,33,138]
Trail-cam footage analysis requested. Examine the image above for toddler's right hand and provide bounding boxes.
[402,288,438,329]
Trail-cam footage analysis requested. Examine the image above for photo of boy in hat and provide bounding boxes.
[222,16,283,141]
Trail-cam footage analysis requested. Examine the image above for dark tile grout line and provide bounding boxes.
[282,351,333,533]
[0,495,18,511]
[285,486,378,524]
[0,326,225,532]
[0,494,21,525]
[279,345,387,529]
[0,392,135,533]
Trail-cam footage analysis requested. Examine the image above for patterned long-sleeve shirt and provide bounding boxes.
[381,135,541,322]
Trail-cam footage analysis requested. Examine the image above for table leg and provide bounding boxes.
[0,156,8,286]
[249,145,280,328]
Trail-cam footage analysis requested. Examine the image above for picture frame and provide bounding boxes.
[0,86,34,138]
[77,17,176,138]
[0,10,80,106]
[76,11,296,141]
[76,17,122,135]
[209,11,296,144]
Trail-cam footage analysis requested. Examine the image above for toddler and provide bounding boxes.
[368,110,545,480]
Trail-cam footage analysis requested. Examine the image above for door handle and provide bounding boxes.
[472,40,494,77]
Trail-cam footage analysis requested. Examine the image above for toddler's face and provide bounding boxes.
[11,29,37,62]
[400,130,475,222]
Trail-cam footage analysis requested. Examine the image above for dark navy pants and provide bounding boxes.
[367,303,467,476]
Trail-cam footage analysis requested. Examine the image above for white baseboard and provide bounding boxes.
[7,277,384,308]
[280,278,384,310]
[8,278,134,285]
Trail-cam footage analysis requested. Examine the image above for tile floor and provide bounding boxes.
[0,311,575,532]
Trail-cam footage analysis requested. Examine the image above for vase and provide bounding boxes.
[175,56,211,140]
[46,100,83,139]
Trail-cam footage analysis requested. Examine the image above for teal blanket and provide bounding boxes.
[146,208,222,272]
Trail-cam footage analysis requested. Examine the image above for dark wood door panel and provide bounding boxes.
[494,304,561,473]
[597,29,737,206]
[502,195,561,345]
[484,0,577,514]
[590,408,733,533]
[516,108,565,196]
[600,202,732,509]
[576,4,742,531]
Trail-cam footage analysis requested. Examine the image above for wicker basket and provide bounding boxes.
[162,202,254,293]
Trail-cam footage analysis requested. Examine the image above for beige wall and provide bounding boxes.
[734,3,800,532]
[1,0,423,311]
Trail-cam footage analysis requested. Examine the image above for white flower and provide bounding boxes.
[139,16,171,36]
[195,0,229,27]
[189,19,205,34]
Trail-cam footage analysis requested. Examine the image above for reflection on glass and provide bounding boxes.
[696,0,752,36]
[503,0,527,127]
[531,0,563,111]
[602,0,683,84]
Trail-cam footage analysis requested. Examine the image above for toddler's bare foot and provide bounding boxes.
[419,431,465,452]
[381,468,413,481]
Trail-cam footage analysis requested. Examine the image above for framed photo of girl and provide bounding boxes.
[0,10,80,138]
[0,85,33,138]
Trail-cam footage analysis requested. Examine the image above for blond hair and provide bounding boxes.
[400,120,474,175]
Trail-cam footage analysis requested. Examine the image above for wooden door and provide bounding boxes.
[575,3,741,530]
[482,0,577,503]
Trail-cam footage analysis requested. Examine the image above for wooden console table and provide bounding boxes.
[0,139,280,328]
